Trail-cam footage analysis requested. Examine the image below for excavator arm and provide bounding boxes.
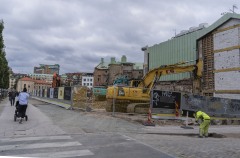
[138,60,202,94]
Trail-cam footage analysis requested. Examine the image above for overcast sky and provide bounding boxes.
[0,0,239,74]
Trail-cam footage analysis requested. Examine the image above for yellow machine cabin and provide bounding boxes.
[106,60,202,112]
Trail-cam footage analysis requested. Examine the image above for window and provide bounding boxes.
[87,83,89,86]
[90,83,92,86]
[90,79,92,81]
[84,79,86,81]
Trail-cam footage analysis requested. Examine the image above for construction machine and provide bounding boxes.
[105,60,202,112]
[52,72,61,88]
[93,86,107,101]
[93,75,141,101]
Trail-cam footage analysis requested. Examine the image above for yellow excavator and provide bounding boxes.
[105,60,202,112]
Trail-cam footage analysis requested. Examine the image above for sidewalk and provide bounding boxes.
[31,96,71,109]
[0,98,66,138]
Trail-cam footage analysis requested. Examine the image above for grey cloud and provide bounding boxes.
[1,0,239,74]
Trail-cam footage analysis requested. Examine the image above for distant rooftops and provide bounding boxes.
[96,55,143,70]
[20,77,51,85]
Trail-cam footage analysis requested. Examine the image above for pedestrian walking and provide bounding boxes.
[194,110,211,138]
[18,88,30,124]
[8,89,16,106]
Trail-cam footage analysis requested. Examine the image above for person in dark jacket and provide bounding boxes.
[8,89,16,106]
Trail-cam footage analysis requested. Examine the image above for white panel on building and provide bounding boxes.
[218,19,240,29]
[214,49,240,70]
[214,93,240,100]
[213,27,239,50]
[215,71,240,90]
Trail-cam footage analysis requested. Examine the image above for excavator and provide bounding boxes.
[52,72,61,88]
[105,60,202,112]
[93,75,141,101]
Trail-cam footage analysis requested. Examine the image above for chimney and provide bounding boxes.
[110,57,116,64]
[121,55,127,63]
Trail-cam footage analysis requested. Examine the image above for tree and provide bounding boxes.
[0,20,9,89]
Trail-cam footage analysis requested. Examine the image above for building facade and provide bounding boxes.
[29,73,53,83]
[82,73,94,89]
[62,72,93,87]
[17,77,51,95]
[93,55,143,86]
[9,73,28,90]
[64,73,83,86]
[197,13,240,99]
[143,13,240,99]
[34,64,60,74]
[17,77,35,93]
[93,58,109,86]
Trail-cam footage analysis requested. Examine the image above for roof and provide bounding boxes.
[198,13,240,40]
[95,59,143,70]
[95,62,109,70]
[20,77,51,85]
[20,77,34,82]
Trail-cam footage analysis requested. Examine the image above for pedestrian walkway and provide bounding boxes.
[0,135,94,157]
[0,98,66,137]
[0,98,94,157]
[31,96,71,109]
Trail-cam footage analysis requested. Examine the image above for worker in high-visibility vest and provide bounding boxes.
[194,110,211,138]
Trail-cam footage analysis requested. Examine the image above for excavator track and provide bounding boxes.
[106,99,149,113]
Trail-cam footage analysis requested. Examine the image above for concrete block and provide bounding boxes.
[215,71,240,90]
[214,49,240,70]
[214,27,239,50]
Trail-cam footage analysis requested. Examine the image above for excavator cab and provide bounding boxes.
[130,80,141,87]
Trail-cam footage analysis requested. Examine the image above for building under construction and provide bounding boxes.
[142,13,240,100]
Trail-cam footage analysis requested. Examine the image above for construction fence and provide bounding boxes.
[32,86,106,110]
[151,90,240,119]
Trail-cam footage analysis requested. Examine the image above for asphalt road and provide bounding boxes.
[1,98,240,158]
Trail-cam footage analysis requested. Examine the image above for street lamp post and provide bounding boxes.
[112,85,116,116]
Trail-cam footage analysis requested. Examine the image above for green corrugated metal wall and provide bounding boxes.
[148,30,206,81]
[147,13,240,81]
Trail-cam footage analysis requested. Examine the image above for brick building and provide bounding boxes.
[93,55,143,86]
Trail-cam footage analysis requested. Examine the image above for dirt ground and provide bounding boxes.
[76,109,185,126]
[71,99,189,126]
